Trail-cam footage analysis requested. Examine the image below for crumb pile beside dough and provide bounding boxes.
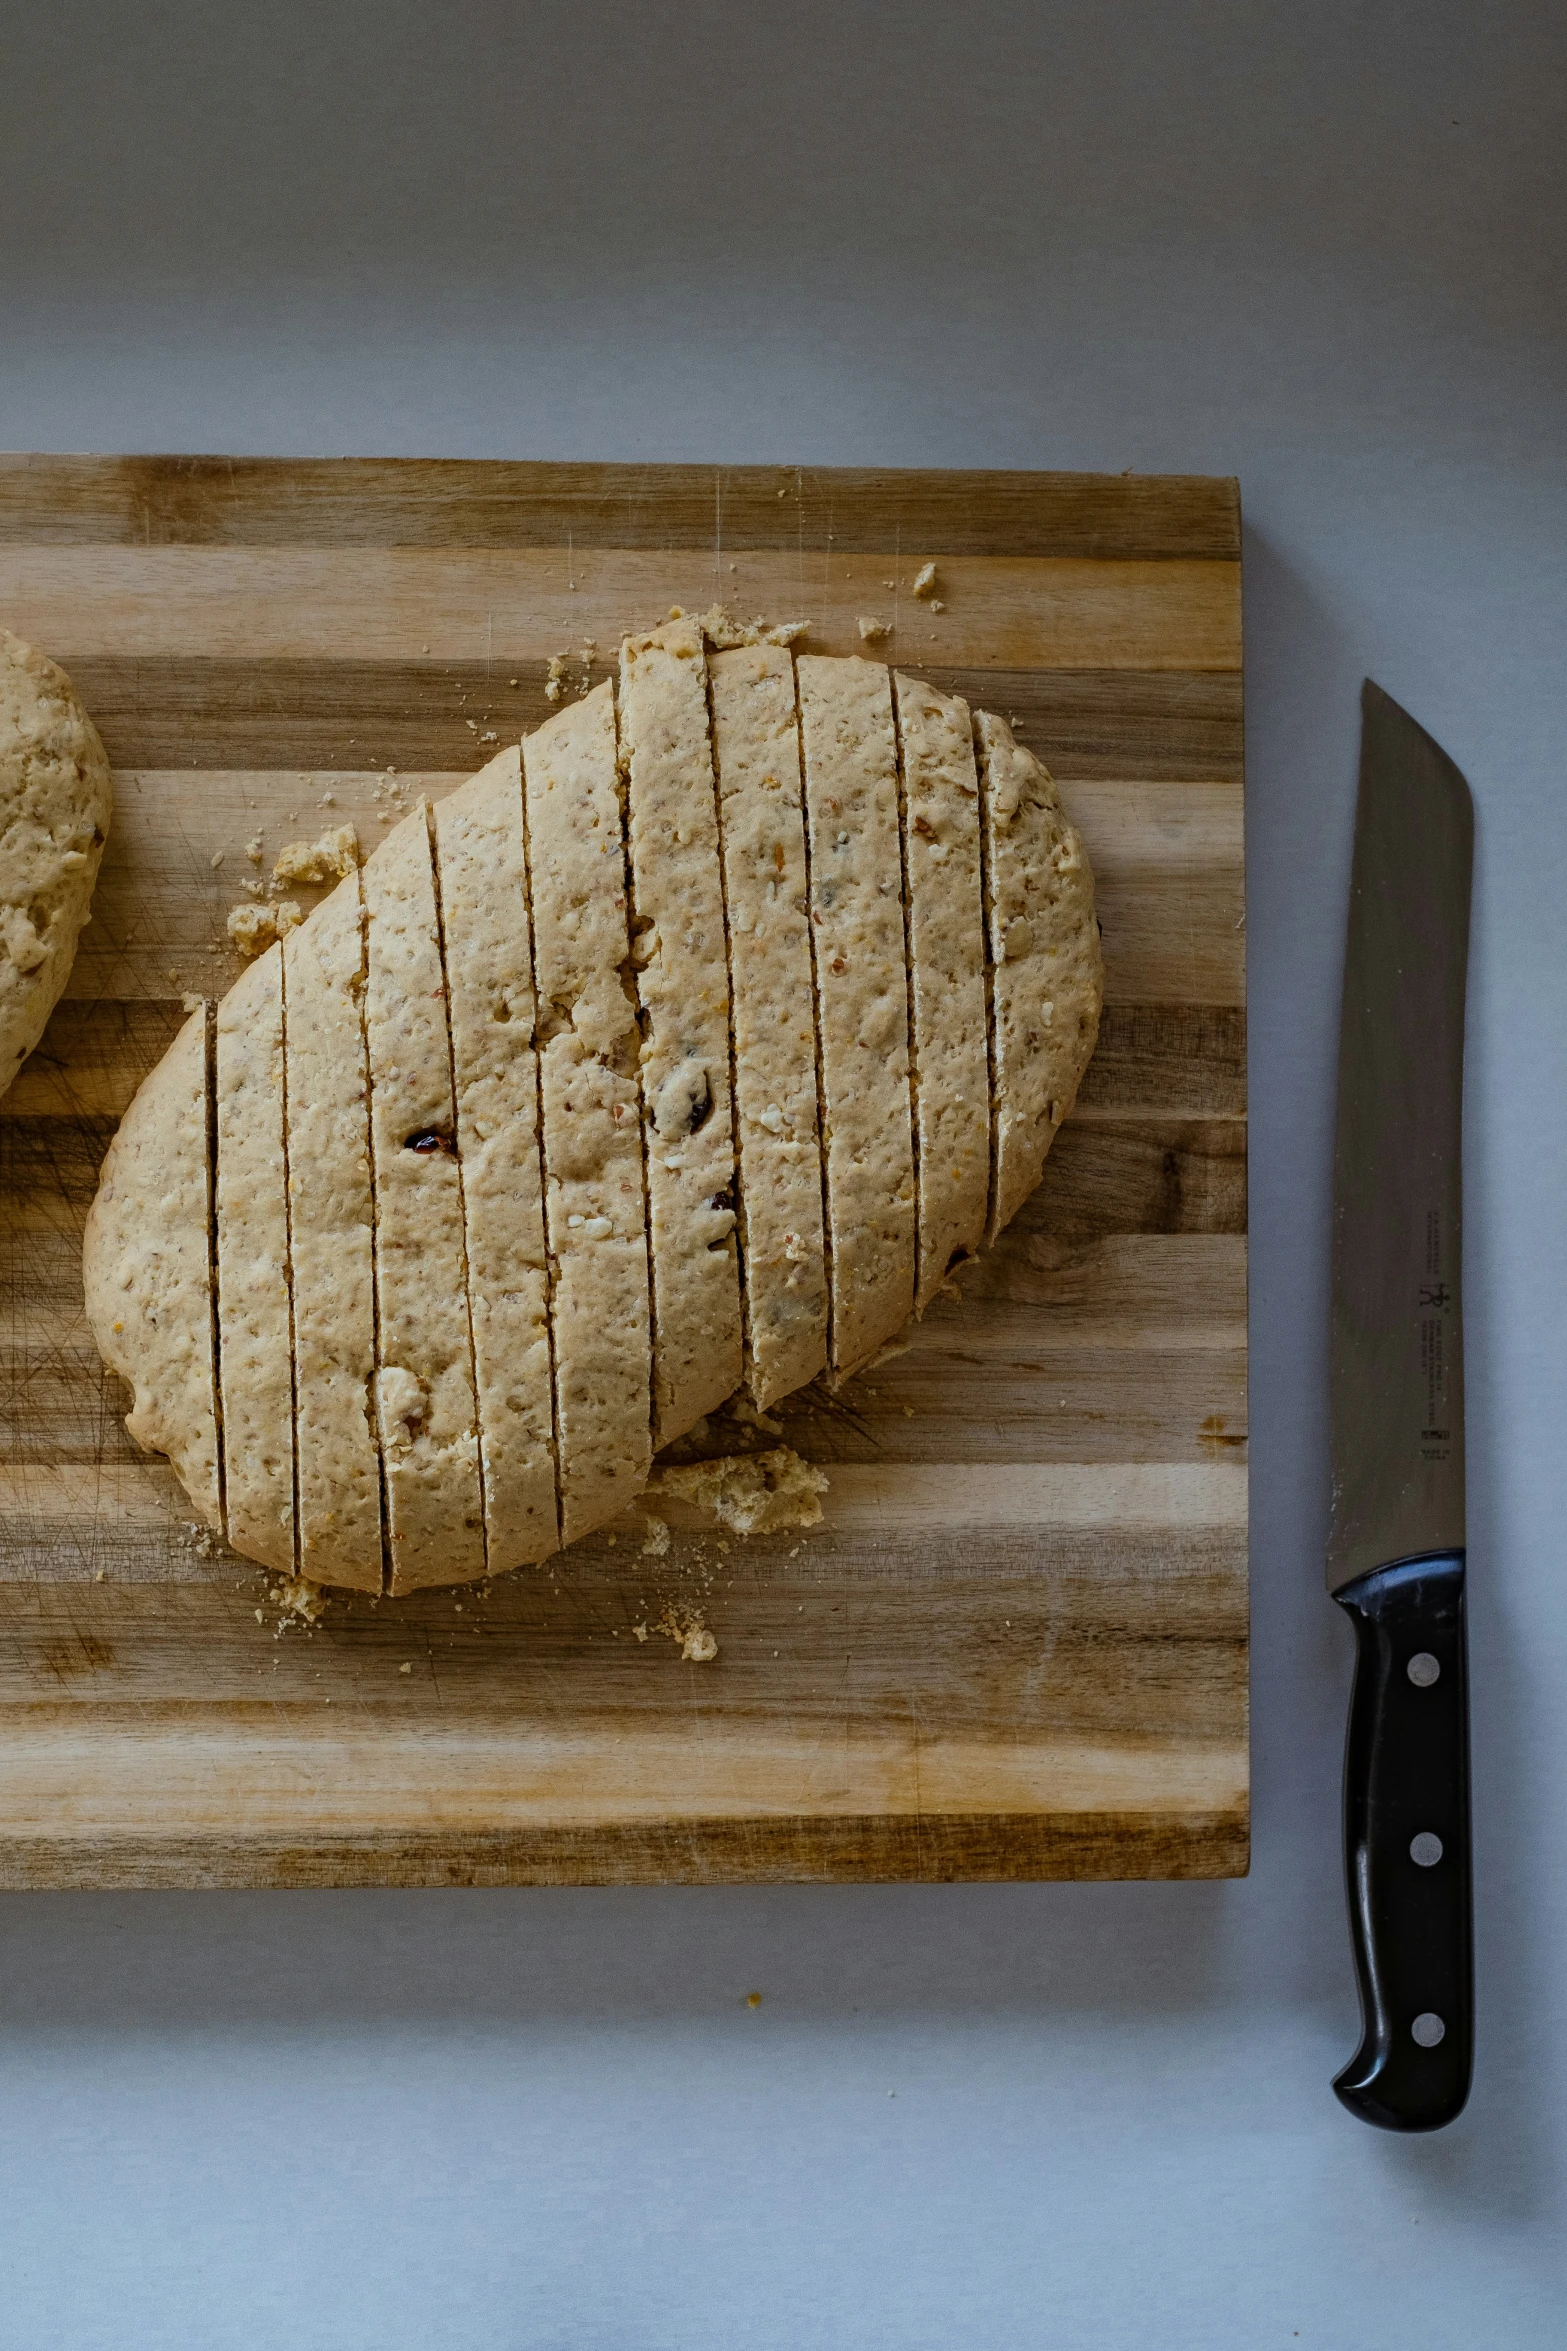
[81,616,1102,1595]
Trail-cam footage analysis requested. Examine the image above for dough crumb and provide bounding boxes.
[698,605,808,651]
[912,562,940,600]
[652,1603,718,1662]
[858,615,891,642]
[729,1394,784,1438]
[271,1576,327,1629]
[226,901,303,957]
[648,1446,828,1536]
[272,824,360,887]
[641,1515,671,1558]
[245,836,264,864]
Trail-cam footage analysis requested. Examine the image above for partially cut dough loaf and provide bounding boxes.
[83,634,1101,1592]
[0,632,112,1102]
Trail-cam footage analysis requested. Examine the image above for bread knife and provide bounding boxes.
[1326,681,1474,2130]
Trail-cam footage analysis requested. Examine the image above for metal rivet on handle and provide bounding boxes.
[1407,1652,1441,1687]
[1411,2012,1446,2049]
[1410,1831,1444,1867]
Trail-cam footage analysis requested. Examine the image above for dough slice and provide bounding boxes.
[974,713,1104,1239]
[81,1003,222,1529]
[362,804,485,1593]
[0,631,112,1103]
[433,747,558,1572]
[283,868,383,1594]
[619,619,742,1444]
[892,672,989,1310]
[215,942,296,1572]
[523,681,651,1544]
[796,655,915,1379]
[708,641,827,1406]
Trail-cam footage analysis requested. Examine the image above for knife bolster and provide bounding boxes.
[1332,1550,1473,2132]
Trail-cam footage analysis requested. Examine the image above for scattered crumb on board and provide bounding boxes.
[652,1604,719,1663]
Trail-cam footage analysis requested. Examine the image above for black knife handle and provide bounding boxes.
[1332,1551,1472,2130]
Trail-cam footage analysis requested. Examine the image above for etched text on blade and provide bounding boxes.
[1326,685,1471,1593]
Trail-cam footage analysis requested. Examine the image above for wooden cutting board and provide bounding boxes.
[0,456,1246,1887]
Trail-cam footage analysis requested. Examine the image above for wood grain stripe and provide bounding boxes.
[48,657,1243,780]
[0,456,1242,562]
[44,767,1240,1015]
[0,548,1241,672]
[4,1001,1245,1126]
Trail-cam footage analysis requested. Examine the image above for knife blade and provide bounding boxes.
[1327,680,1473,2131]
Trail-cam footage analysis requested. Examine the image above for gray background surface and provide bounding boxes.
[2,4,1564,2343]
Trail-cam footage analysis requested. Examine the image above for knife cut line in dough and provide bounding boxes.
[619,618,744,1445]
[283,865,384,1593]
[892,671,989,1310]
[432,747,559,1571]
[215,939,297,1573]
[708,640,828,1406]
[796,654,916,1381]
[362,801,486,1594]
[524,680,652,1545]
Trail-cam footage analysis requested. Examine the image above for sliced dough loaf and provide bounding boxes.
[892,672,989,1310]
[708,642,827,1406]
[215,943,295,1571]
[796,655,915,1379]
[619,619,742,1443]
[0,632,112,1103]
[81,1003,222,1529]
[974,713,1103,1239]
[363,804,485,1593]
[434,748,558,1572]
[283,868,383,1594]
[523,682,651,1544]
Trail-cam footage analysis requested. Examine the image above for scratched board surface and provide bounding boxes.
[0,457,1247,1887]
